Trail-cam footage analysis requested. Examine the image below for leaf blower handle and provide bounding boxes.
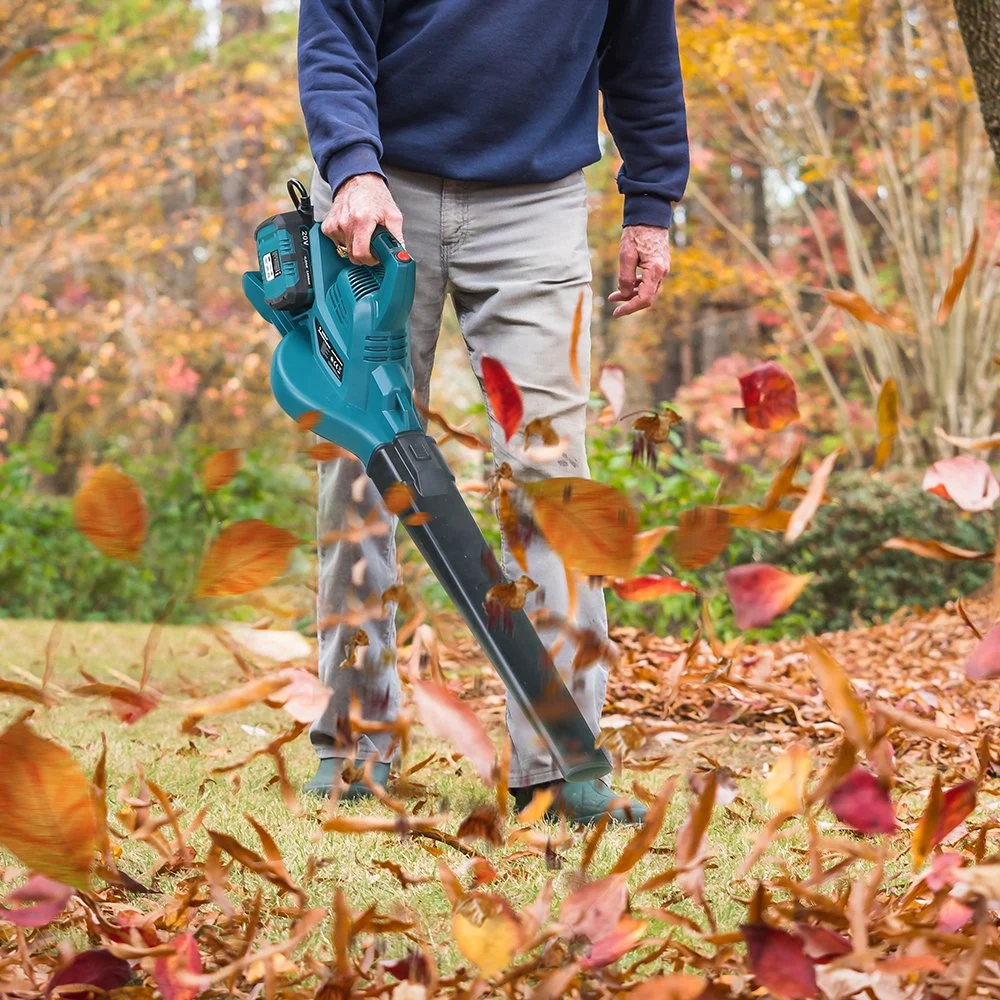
[370,225,416,331]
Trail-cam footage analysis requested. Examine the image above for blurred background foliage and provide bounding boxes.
[1,0,998,634]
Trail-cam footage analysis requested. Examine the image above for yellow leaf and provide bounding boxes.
[73,465,147,560]
[0,721,100,890]
[764,744,811,814]
[911,774,942,871]
[516,788,556,825]
[452,893,522,978]
[194,520,299,598]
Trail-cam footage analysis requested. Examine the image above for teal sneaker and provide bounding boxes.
[512,780,647,826]
[304,757,391,801]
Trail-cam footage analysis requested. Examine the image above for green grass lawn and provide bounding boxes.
[0,619,815,980]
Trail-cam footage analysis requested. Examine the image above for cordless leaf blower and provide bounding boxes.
[243,179,611,783]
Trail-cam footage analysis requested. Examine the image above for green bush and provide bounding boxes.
[0,429,315,623]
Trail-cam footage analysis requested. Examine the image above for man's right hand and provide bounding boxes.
[322,173,405,266]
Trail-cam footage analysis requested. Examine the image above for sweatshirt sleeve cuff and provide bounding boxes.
[321,142,385,196]
[623,193,674,229]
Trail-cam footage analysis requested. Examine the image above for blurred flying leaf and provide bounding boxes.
[611,574,696,601]
[785,449,841,542]
[598,364,626,419]
[569,291,585,386]
[0,721,100,890]
[451,893,522,978]
[524,478,637,578]
[937,227,979,324]
[266,668,332,724]
[804,636,871,749]
[481,356,523,443]
[880,537,992,561]
[826,288,907,331]
[46,950,132,996]
[0,875,73,928]
[723,564,812,630]
[202,449,241,492]
[964,622,1000,680]
[738,361,800,431]
[152,930,202,1000]
[923,455,1000,513]
[827,767,896,834]
[194,520,299,598]
[73,464,147,560]
[764,744,811,815]
[873,379,897,471]
[741,923,818,999]
[674,506,730,570]
[412,680,496,784]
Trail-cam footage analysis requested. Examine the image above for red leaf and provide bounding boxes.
[964,622,1000,680]
[481,356,524,443]
[412,680,496,784]
[152,931,202,1000]
[0,876,73,928]
[559,874,627,944]
[923,455,999,513]
[741,924,818,999]
[738,362,799,432]
[46,949,132,995]
[827,767,897,835]
[579,916,647,970]
[723,563,811,629]
[794,923,851,964]
[934,781,976,846]
[611,574,696,601]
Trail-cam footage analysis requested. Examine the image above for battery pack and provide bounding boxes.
[254,210,314,313]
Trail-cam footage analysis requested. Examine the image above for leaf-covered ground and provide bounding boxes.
[1,603,999,998]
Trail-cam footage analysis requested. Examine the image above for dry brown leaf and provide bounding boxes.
[611,776,676,874]
[674,507,731,570]
[569,291,584,387]
[804,636,871,749]
[411,680,496,785]
[880,537,991,562]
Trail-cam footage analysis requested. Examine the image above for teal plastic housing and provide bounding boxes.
[243,225,422,465]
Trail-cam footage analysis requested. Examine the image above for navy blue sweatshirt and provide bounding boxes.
[297,0,689,228]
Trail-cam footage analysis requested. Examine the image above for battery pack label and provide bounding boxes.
[262,249,282,283]
[315,318,344,382]
[300,227,313,287]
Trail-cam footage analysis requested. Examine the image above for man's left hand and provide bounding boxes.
[608,225,671,318]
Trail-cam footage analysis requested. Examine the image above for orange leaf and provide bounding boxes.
[524,478,637,578]
[481,356,523,443]
[569,291,585,387]
[934,427,1000,452]
[873,379,898,471]
[912,774,942,871]
[152,931,202,1000]
[296,410,321,432]
[762,443,803,511]
[202,450,241,492]
[412,680,496,784]
[723,564,811,630]
[181,674,292,729]
[826,289,907,332]
[628,975,708,1000]
[0,721,100,890]
[785,449,841,542]
[612,575,696,601]
[0,47,43,79]
[674,506,730,569]
[738,362,799,432]
[499,491,528,572]
[73,465,147,560]
[804,636,871,749]
[937,227,979,325]
[383,482,415,515]
[630,526,674,570]
[194,520,299,598]
[724,505,792,532]
[934,780,977,847]
[307,441,351,462]
[516,788,556,825]
[880,537,991,562]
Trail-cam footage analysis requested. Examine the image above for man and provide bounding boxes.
[298,0,688,824]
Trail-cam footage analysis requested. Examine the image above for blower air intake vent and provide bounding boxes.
[363,330,407,363]
[346,263,384,300]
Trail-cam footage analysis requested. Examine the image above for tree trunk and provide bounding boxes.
[954,0,1000,171]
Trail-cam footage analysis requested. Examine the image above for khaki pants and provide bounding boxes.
[308,163,609,787]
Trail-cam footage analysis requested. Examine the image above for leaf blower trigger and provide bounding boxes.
[243,178,611,783]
